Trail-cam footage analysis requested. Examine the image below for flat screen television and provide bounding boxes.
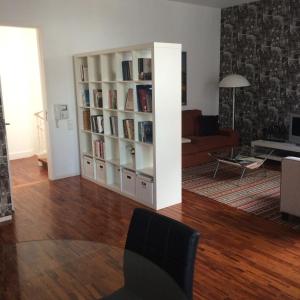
[289,113,300,145]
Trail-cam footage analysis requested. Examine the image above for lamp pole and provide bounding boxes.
[219,74,250,131]
[232,87,235,130]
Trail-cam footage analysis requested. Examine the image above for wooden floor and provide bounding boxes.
[10,155,48,188]
[1,158,300,299]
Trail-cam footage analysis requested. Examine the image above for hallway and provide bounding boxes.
[10,156,48,188]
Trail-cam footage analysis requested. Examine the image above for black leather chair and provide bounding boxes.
[103,208,200,300]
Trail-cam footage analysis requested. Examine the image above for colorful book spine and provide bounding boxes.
[83,110,91,131]
[125,88,134,111]
[109,90,118,109]
[93,89,103,108]
[138,121,153,144]
[138,58,152,80]
[91,115,104,133]
[122,60,133,80]
[94,140,105,159]
[110,116,119,136]
[136,85,152,112]
[82,89,90,107]
[80,64,88,82]
[123,119,134,140]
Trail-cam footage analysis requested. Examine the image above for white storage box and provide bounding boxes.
[83,156,94,179]
[95,160,106,183]
[136,175,154,206]
[122,169,136,196]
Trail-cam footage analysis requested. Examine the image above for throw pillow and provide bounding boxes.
[200,115,219,136]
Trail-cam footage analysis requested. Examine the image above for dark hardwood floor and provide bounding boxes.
[0,158,300,299]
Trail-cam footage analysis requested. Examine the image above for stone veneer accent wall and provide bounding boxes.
[220,0,300,144]
[0,81,12,219]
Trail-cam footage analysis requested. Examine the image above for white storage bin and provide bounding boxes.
[122,169,136,196]
[136,175,154,206]
[95,160,106,183]
[83,156,94,179]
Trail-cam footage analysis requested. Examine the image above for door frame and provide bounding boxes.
[0,79,13,220]
[0,24,53,180]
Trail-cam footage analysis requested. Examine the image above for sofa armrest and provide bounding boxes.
[281,157,300,217]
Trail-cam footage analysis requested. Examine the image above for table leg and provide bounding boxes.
[239,167,246,185]
[213,161,220,178]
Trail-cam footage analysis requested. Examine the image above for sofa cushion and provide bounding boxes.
[189,135,233,152]
[200,116,219,136]
[182,110,202,136]
[182,143,201,155]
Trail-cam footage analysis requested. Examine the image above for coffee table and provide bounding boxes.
[209,146,274,185]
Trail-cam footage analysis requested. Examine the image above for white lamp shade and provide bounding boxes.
[219,74,250,88]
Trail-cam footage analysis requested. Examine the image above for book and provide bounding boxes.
[138,58,152,80]
[110,116,119,136]
[94,139,105,159]
[125,88,134,111]
[93,89,103,108]
[122,60,133,80]
[82,89,90,107]
[83,110,91,131]
[123,119,134,140]
[97,116,104,133]
[80,64,88,81]
[136,85,152,112]
[91,115,104,133]
[138,121,153,143]
[109,90,118,109]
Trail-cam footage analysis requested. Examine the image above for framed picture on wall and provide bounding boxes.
[182,52,187,106]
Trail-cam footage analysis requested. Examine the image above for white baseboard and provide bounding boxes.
[50,171,80,181]
[0,215,13,223]
[9,150,35,160]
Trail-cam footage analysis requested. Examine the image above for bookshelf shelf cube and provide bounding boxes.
[74,42,181,209]
[78,83,90,107]
[119,140,136,169]
[118,51,133,81]
[101,53,117,81]
[95,160,106,184]
[89,82,102,109]
[135,143,153,171]
[81,133,93,157]
[102,82,118,110]
[106,163,121,190]
[92,134,105,160]
[104,137,119,163]
[88,55,101,82]
[117,82,136,112]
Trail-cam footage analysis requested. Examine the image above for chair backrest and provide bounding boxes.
[124,208,200,300]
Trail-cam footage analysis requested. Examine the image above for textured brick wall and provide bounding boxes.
[220,0,300,144]
[0,82,12,219]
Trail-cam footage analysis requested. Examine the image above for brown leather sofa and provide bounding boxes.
[182,110,239,168]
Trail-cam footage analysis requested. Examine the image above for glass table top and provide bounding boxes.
[209,146,273,168]
[0,240,186,300]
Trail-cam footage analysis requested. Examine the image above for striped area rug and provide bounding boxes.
[182,162,300,230]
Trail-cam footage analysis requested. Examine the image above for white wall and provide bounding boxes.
[0,26,44,160]
[0,0,221,179]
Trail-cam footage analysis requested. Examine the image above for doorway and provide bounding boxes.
[0,26,49,188]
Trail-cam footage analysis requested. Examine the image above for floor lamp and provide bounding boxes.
[219,74,250,130]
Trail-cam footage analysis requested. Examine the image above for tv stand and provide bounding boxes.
[251,140,300,162]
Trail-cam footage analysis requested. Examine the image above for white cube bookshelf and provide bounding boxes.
[74,42,182,210]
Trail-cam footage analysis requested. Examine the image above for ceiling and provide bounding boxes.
[169,0,259,8]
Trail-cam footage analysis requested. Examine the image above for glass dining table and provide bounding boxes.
[0,240,187,300]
